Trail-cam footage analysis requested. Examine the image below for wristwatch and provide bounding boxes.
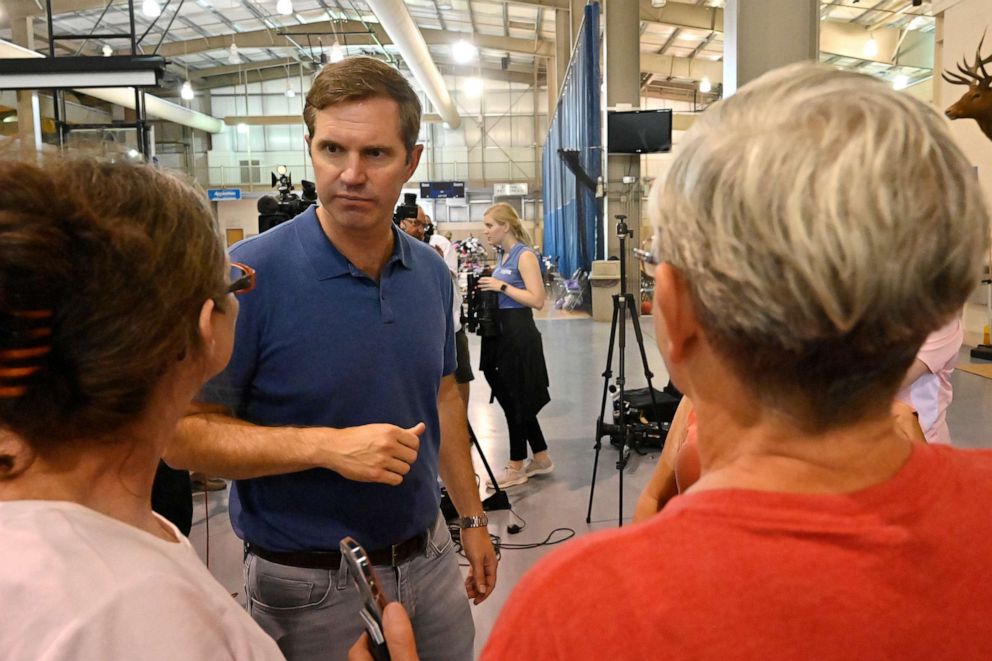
[458,514,489,529]
[500,283,508,292]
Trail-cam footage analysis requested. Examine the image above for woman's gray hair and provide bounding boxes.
[651,62,990,428]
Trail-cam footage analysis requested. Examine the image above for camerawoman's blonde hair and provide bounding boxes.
[650,62,990,429]
[485,203,532,246]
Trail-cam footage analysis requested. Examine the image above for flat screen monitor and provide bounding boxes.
[607,109,673,154]
[420,181,466,199]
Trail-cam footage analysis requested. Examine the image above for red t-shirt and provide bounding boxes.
[482,444,992,660]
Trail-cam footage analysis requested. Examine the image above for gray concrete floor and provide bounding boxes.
[188,317,992,659]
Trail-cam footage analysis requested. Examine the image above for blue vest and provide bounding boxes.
[199,206,456,552]
[494,242,533,309]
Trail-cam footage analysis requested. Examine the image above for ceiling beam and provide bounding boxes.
[154,21,554,58]
[638,1,722,32]
[188,56,303,79]
[641,51,723,83]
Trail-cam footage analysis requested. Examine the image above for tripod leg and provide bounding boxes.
[468,422,501,494]
[626,295,660,412]
[588,299,622,523]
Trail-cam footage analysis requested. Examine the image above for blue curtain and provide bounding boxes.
[542,2,602,278]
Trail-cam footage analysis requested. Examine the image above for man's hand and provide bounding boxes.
[460,526,498,604]
[311,423,425,486]
[348,603,419,661]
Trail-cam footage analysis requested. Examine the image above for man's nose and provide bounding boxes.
[339,154,367,185]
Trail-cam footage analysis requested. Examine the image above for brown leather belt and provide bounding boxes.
[246,531,428,569]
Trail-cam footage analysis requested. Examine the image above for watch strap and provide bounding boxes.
[458,514,489,529]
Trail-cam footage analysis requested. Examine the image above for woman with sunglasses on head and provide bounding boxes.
[0,157,283,660]
[477,203,553,489]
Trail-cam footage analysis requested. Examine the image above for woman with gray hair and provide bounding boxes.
[474,63,992,659]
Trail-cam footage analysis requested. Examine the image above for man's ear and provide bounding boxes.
[654,263,700,365]
[305,133,312,158]
[405,144,425,179]
[197,298,218,355]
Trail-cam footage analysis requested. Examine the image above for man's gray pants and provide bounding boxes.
[245,513,475,661]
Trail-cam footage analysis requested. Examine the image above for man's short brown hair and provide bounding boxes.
[304,56,422,159]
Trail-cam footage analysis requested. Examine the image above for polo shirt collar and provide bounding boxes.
[296,206,413,280]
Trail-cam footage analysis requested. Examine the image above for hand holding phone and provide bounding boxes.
[340,537,391,661]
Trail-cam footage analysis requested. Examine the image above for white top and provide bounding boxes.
[429,233,457,275]
[895,318,963,446]
[0,500,285,661]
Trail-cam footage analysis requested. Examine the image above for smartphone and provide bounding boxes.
[340,536,391,661]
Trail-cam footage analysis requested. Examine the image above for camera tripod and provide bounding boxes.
[586,215,660,527]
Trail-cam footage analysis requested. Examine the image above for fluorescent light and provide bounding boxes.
[181,80,194,100]
[330,40,345,63]
[276,0,293,16]
[141,0,161,18]
[864,35,878,58]
[893,75,909,90]
[699,76,712,93]
[102,44,113,57]
[452,40,477,64]
[228,43,241,65]
[236,122,249,133]
[464,76,483,97]
[194,0,212,7]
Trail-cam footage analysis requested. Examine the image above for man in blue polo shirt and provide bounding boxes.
[167,56,496,661]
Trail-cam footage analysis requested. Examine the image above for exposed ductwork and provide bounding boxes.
[363,0,461,130]
[0,38,225,134]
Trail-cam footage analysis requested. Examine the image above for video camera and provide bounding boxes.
[257,166,318,233]
[393,193,435,242]
[461,269,500,337]
[393,192,419,225]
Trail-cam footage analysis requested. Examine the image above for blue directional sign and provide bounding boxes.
[207,188,242,201]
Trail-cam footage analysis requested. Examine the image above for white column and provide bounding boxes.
[723,0,819,96]
[604,0,641,293]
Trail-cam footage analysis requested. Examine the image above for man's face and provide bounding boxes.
[307,97,423,233]
[400,206,428,241]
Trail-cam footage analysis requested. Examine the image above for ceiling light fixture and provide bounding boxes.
[452,39,478,64]
[228,42,241,65]
[237,122,249,134]
[330,39,345,63]
[893,74,909,90]
[864,34,878,58]
[699,76,712,93]
[181,80,195,100]
[141,0,161,18]
[285,83,296,98]
[276,0,293,16]
[102,44,113,57]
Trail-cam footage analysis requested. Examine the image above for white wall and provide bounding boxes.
[936,0,992,345]
[203,74,547,191]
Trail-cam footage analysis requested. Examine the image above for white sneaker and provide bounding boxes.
[486,465,528,489]
[524,456,555,476]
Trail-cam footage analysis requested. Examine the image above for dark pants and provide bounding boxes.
[498,395,548,462]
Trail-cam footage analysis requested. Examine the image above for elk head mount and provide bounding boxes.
[943,32,992,141]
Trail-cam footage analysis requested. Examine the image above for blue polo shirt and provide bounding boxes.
[199,206,456,552]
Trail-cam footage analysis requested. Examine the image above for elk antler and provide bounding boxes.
[944,29,992,88]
